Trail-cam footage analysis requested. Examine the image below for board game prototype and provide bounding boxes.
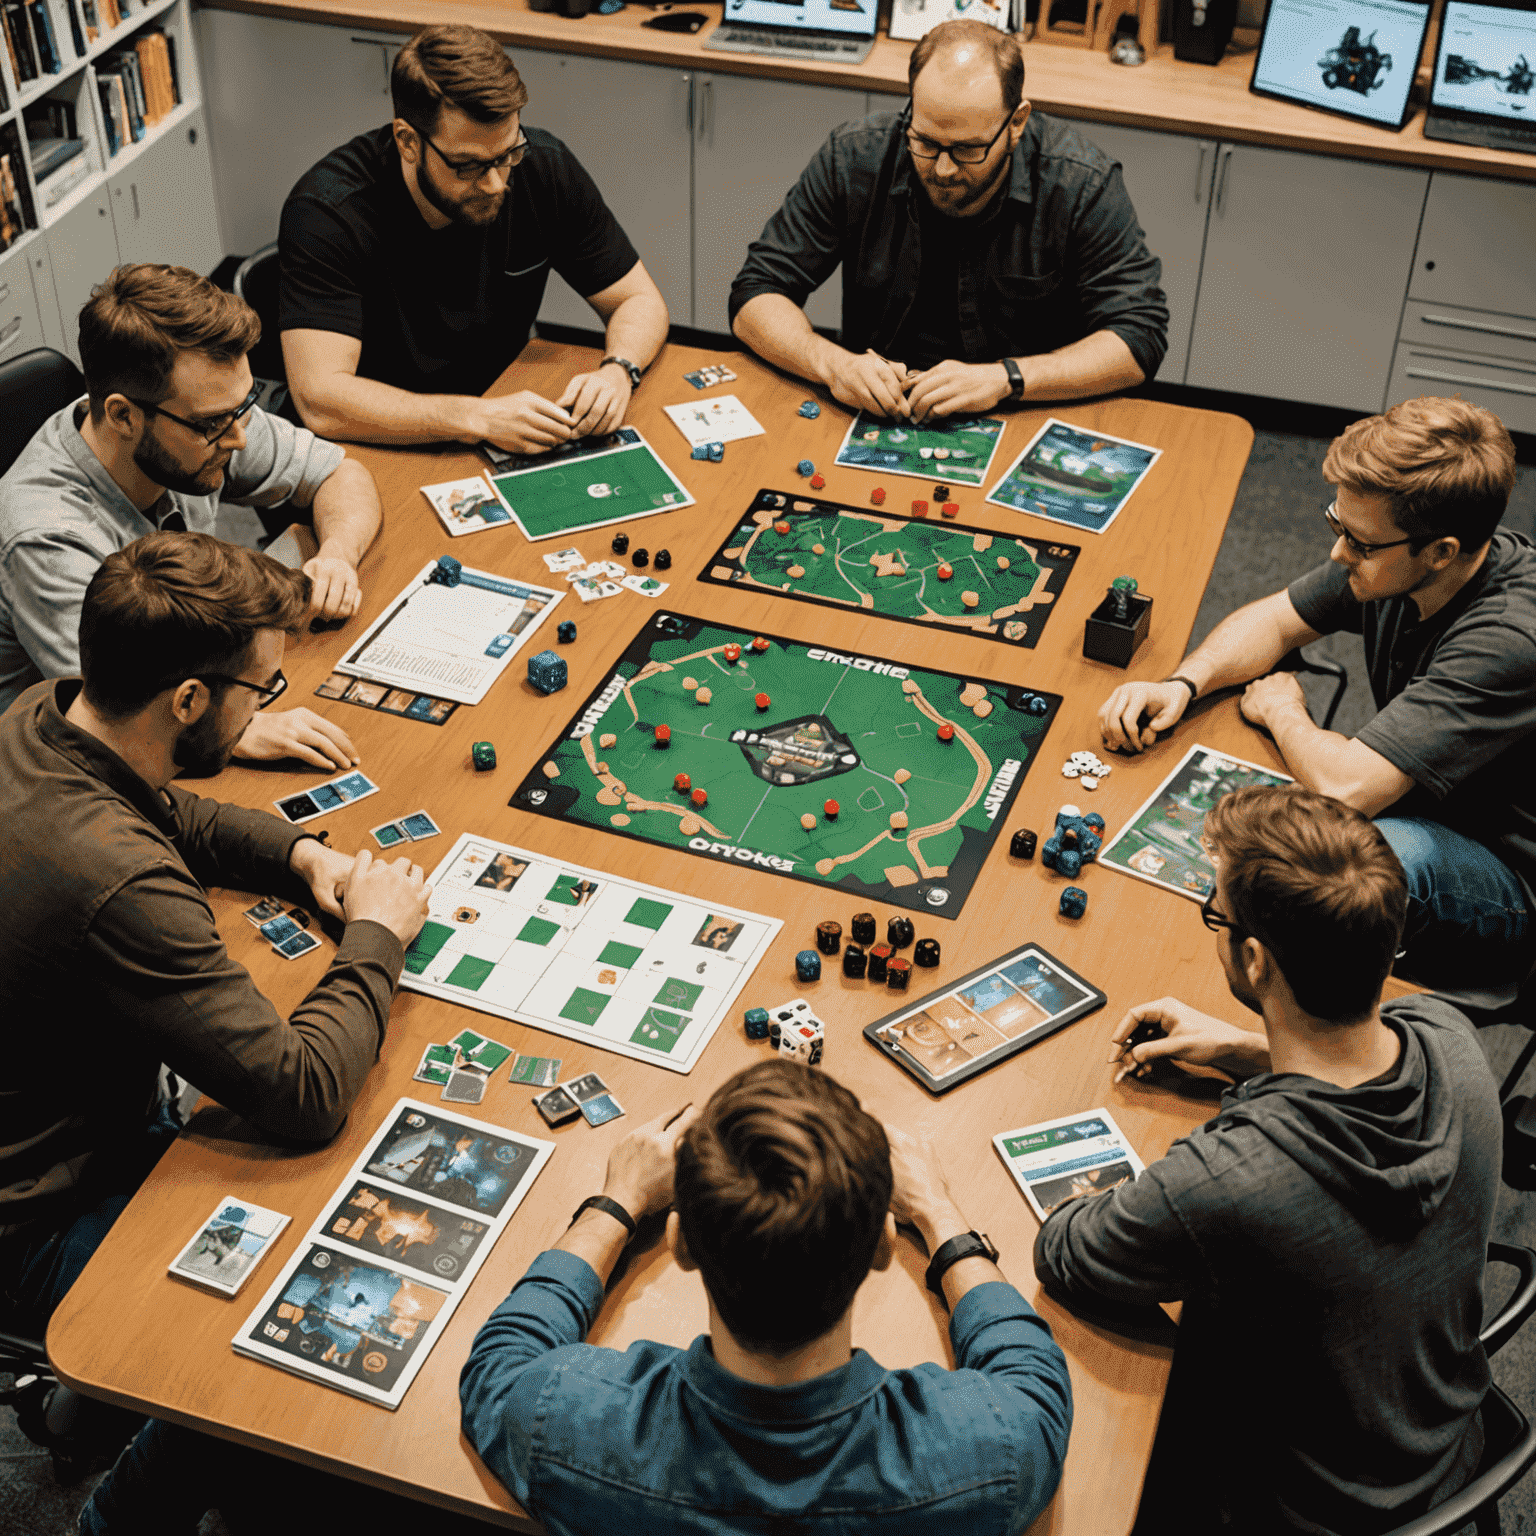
[234,1100,552,1409]
[986,419,1162,535]
[698,488,1079,650]
[835,410,1006,488]
[993,1109,1146,1220]
[1098,744,1293,901]
[401,835,781,1073]
[864,943,1106,1092]
[510,612,1061,918]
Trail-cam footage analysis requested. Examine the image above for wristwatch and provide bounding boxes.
[1000,357,1025,401]
[925,1230,999,1300]
[600,355,642,390]
[569,1194,637,1241]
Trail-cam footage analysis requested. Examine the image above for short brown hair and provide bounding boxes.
[909,20,1025,112]
[674,1061,891,1356]
[80,532,310,717]
[1323,396,1516,554]
[392,24,527,138]
[1204,785,1406,1022]
[78,265,260,422]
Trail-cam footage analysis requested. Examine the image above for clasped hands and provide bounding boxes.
[822,347,1013,424]
[476,362,633,454]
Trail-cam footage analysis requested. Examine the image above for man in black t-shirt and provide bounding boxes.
[279,24,668,455]
[1098,396,1534,997]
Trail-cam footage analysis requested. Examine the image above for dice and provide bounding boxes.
[611,532,630,555]
[1060,886,1088,919]
[744,1006,770,1040]
[914,937,940,967]
[868,943,893,983]
[429,555,462,587]
[816,921,842,955]
[471,740,497,772]
[842,943,868,979]
[798,399,821,419]
[527,650,567,695]
[887,916,914,949]
[556,619,577,644]
[1010,828,1038,860]
[851,912,876,946]
[795,949,822,983]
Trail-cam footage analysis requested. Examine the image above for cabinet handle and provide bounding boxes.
[698,76,713,143]
[1405,365,1536,399]
[0,283,8,304]
[684,72,692,133]
[1214,145,1234,215]
[130,184,139,221]
[1194,140,1213,204]
[1420,312,1536,345]
[0,316,20,351]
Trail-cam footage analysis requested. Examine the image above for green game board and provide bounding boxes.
[509,612,1061,918]
[489,428,694,541]
[834,411,1006,488]
[698,488,1079,650]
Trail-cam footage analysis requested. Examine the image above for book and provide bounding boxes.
[0,119,36,236]
[80,0,97,40]
[0,152,27,252]
[96,77,118,153]
[28,134,83,179]
[38,147,89,206]
[3,2,38,81]
[63,0,82,57]
[26,0,60,74]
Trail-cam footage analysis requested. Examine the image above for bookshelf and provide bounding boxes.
[0,0,222,363]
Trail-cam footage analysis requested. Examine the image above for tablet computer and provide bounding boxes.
[1424,0,1536,152]
[1250,0,1433,130]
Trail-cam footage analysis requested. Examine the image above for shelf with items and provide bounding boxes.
[93,1,186,162]
[24,64,101,215]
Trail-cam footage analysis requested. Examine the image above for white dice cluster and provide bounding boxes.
[1061,750,1112,791]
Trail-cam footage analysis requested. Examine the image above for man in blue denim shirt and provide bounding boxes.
[460,1061,1073,1534]
[730,21,1167,424]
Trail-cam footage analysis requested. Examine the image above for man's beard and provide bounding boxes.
[173,706,242,777]
[133,428,229,496]
[916,154,1011,219]
[417,163,507,228]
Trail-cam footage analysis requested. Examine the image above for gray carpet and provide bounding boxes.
[5,414,1535,1536]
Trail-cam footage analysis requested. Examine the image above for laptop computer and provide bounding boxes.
[704,0,878,64]
[1423,0,1536,153]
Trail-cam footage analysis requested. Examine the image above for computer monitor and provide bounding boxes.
[721,0,879,37]
[1249,0,1433,130]
[1430,0,1536,124]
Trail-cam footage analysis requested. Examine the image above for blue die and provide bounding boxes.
[429,555,462,588]
[744,1007,770,1040]
[798,400,821,419]
[556,619,577,644]
[1060,886,1088,919]
[707,441,724,463]
[797,459,815,477]
[690,444,710,460]
[527,649,567,695]
[795,949,822,983]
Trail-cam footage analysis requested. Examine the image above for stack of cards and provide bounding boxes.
[170,1197,291,1295]
[371,809,442,849]
[315,672,459,726]
[542,547,586,574]
[683,363,736,390]
[532,1072,625,1128]
[412,1029,516,1105]
[567,559,626,604]
[275,770,380,826]
[663,395,765,449]
[244,898,321,960]
[992,1110,1146,1222]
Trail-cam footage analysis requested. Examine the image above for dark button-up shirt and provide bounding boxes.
[0,680,404,1229]
[729,110,1168,379]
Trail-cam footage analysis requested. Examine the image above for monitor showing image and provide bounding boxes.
[722,0,877,35]
[1432,0,1536,121]
[1250,0,1433,129]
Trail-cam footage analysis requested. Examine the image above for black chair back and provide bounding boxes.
[0,348,85,477]
[233,243,285,385]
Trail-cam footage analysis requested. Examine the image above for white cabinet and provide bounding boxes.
[514,51,693,330]
[1077,123,1215,386]
[108,108,222,272]
[1185,143,1428,412]
[1410,174,1536,320]
[0,242,47,365]
[45,190,120,364]
[691,73,867,336]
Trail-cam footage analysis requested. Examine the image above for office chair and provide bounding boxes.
[0,348,85,477]
[1380,1243,1536,1535]
[232,243,291,417]
[0,1317,98,1484]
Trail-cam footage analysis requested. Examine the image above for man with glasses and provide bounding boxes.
[1099,395,1533,997]
[0,263,380,771]
[1034,784,1500,1536]
[729,20,1167,420]
[279,23,667,454]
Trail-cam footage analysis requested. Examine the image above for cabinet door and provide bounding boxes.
[194,9,403,256]
[0,243,47,368]
[45,192,121,364]
[1186,144,1428,412]
[692,74,868,337]
[513,52,693,331]
[109,110,224,274]
[1409,173,1536,320]
[1076,125,1214,387]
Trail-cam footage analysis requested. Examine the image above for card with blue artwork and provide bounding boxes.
[171,1197,291,1296]
[985,418,1162,536]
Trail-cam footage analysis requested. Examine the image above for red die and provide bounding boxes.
[673,772,691,793]
[755,692,771,711]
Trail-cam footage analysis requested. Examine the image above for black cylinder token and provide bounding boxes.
[816,920,842,955]
[655,549,672,570]
[914,937,941,968]
[842,943,867,979]
[850,911,877,946]
[1010,828,1038,860]
[633,548,650,569]
[611,532,629,555]
[887,958,912,991]
[868,943,892,983]
[887,916,914,949]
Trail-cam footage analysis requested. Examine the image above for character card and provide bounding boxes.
[510,1054,562,1087]
[621,574,668,597]
[259,913,303,946]
[421,475,514,538]
[580,1093,625,1127]
[372,820,410,849]
[985,418,1162,536]
[563,1073,608,1104]
[413,1044,456,1086]
[275,770,380,824]
[363,1106,538,1217]
[993,1109,1146,1222]
[170,1197,291,1296]
[449,1029,513,1073]
[441,1066,489,1105]
[400,811,441,842]
[273,930,321,960]
[243,897,284,927]
[542,547,586,573]
[662,394,764,449]
[318,1180,492,1283]
[532,1085,581,1127]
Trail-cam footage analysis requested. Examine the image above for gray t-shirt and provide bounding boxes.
[1288,530,1536,897]
[0,400,344,712]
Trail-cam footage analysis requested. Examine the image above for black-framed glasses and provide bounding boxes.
[129,384,262,446]
[423,131,529,182]
[181,671,288,709]
[1200,887,1244,936]
[902,103,1015,165]
[1322,500,1418,559]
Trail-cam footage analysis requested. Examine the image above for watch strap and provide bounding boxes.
[600,355,642,389]
[1000,357,1024,400]
[570,1194,637,1240]
[925,1230,999,1299]
[1162,674,1199,703]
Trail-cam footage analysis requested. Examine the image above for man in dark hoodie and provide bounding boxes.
[1034,783,1500,1536]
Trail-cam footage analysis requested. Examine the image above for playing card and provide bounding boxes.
[332,772,377,802]
[564,1073,608,1104]
[273,930,321,960]
[594,581,622,598]
[169,1197,290,1296]
[450,1028,512,1072]
[510,1054,562,1087]
[621,574,668,597]
[532,1085,581,1126]
[542,547,586,572]
[243,896,284,927]
[275,770,379,823]
[259,913,302,946]
[450,1028,488,1058]
[413,1043,456,1085]
[442,1066,489,1105]
[421,475,512,537]
[580,1093,625,1127]
[400,811,441,841]
[371,819,409,849]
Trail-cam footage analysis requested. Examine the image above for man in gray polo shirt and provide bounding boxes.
[1098,395,1532,995]
[0,263,381,769]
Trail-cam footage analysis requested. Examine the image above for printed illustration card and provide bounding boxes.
[985,419,1161,535]
[420,476,515,538]
[662,394,766,449]
[834,411,1006,489]
[170,1198,291,1296]
[993,1110,1146,1222]
[274,770,379,825]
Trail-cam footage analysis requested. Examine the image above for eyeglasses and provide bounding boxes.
[902,103,1015,166]
[1321,500,1418,559]
[423,132,529,182]
[129,384,262,446]
[1200,887,1244,937]
[192,671,288,709]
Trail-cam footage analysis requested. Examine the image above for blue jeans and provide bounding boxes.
[1377,818,1532,991]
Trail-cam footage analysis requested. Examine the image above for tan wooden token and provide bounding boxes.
[996,556,1010,570]
[800,813,816,830]
[811,544,825,555]
[961,590,979,609]
[611,813,630,826]
[972,699,993,718]
[683,676,698,690]
[599,733,617,748]
[542,761,560,778]
[894,768,911,784]
[696,687,712,704]
[889,811,908,830]
[901,679,919,694]
[679,814,701,835]
[787,565,805,579]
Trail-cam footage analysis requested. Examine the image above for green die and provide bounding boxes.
[744,1007,770,1040]
[472,740,497,771]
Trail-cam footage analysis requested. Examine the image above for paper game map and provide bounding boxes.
[1097,744,1293,902]
[234,1100,552,1408]
[509,612,1061,919]
[834,410,1006,489]
[401,836,781,1073]
[698,487,1079,650]
[986,419,1162,535]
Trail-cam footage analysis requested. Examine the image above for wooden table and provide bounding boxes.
[50,339,1267,1535]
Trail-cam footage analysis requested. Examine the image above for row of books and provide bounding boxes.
[0,118,35,251]
[97,27,176,154]
[0,0,145,87]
